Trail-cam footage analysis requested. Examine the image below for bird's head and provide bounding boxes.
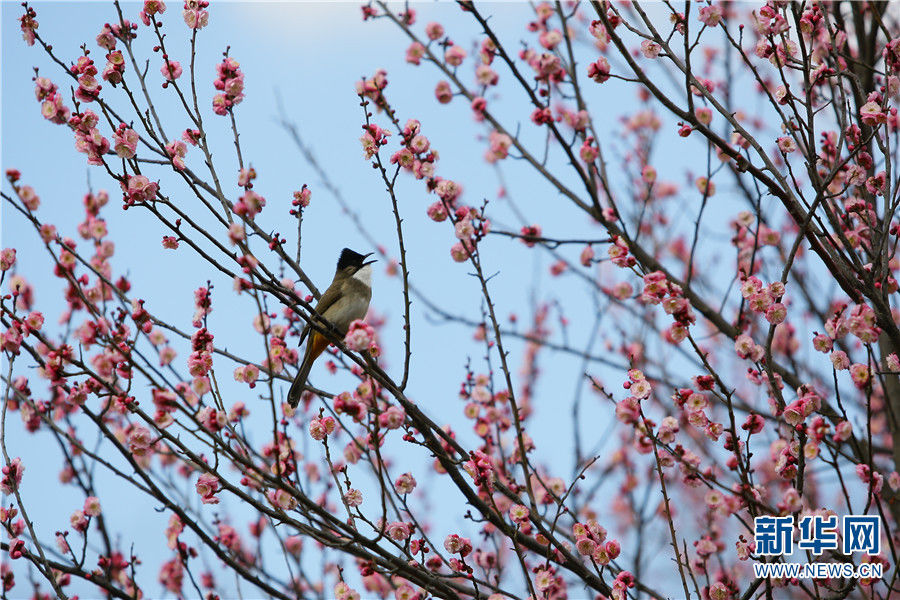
[336,248,376,275]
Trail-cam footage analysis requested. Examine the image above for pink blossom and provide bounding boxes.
[576,536,597,555]
[698,4,722,27]
[485,131,512,163]
[539,29,563,50]
[709,582,729,600]
[18,186,39,211]
[183,0,209,29]
[334,582,361,600]
[886,353,900,371]
[849,363,871,388]
[434,80,453,104]
[308,416,335,441]
[860,101,886,126]
[435,179,462,202]
[0,458,24,495]
[509,503,530,524]
[73,124,110,165]
[128,426,154,456]
[41,92,71,124]
[159,557,184,593]
[22,312,43,335]
[445,45,466,67]
[112,126,139,159]
[476,64,498,86]
[587,57,611,83]
[640,39,661,58]
[834,420,852,442]
[378,405,406,429]
[580,137,598,163]
[580,245,594,266]
[765,302,786,324]
[165,139,188,170]
[470,96,487,121]
[395,472,416,494]
[520,225,542,247]
[234,190,265,219]
[425,22,444,41]
[427,201,448,222]
[233,363,259,387]
[344,488,363,507]
[212,56,243,114]
[406,41,425,65]
[195,473,220,504]
[0,248,16,271]
[124,175,158,205]
[386,521,414,541]
[83,496,101,517]
[183,128,200,145]
[19,6,37,46]
[161,59,182,81]
[409,134,429,154]
[292,186,311,211]
[695,107,712,125]
[96,25,116,50]
[267,488,298,511]
[102,51,125,84]
[70,510,88,533]
[777,136,796,153]
[344,319,376,352]
[695,176,715,197]
[889,472,900,492]
[141,0,167,25]
[443,533,472,556]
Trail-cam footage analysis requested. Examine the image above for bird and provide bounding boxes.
[287,248,375,408]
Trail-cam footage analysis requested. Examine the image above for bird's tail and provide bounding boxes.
[287,332,328,408]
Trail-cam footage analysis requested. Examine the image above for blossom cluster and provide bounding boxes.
[212,56,244,115]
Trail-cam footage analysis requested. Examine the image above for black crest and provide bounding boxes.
[337,248,367,271]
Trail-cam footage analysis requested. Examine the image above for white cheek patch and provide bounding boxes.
[352,265,372,287]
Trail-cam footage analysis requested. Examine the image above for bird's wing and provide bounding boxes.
[298,283,342,345]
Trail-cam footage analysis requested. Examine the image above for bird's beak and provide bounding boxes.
[362,252,377,267]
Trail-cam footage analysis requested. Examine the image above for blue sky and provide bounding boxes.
[0,2,767,597]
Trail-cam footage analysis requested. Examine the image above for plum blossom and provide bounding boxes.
[434,80,453,103]
[212,56,244,115]
[141,0,166,25]
[378,405,406,429]
[0,248,16,271]
[83,496,101,517]
[124,175,158,206]
[860,101,886,126]
[19,5,37,46]
[308,416,336,441]
[587,57,611,83]
[195,473,220,504]
[425,22,444,40]
[406,41,425,65]
[698,4,722,27]
[344,488,363,507]
[161,58,182,82]
[112,125,139,159]
[445,45,466,66]
[777,136,796,153]
[165,139,188,170]
[0,458,24,495]
[386,521,414,541]
[443,533,472,556]
[395,472,416,494]
[344,319,376,352]
[640,39,661,58]
[183,0,209,29]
